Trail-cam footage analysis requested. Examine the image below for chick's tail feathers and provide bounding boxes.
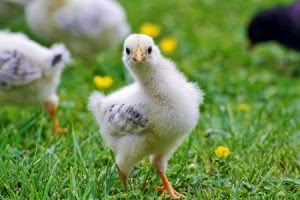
[88,91,105,116]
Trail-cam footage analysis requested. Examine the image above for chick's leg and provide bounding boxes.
[44,101,67,134]
[116,154,132,188]
[116,163,128,188]
[119,170,128,188]
[152,155,185,199]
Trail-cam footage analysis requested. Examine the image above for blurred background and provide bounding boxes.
[0,0,299,199]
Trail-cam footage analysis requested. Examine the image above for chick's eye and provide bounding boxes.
[148,46,152,54]
[126,48,130,55]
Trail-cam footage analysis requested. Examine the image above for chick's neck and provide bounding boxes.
[131,58,183,103]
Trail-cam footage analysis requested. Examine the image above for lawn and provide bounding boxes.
[0,0,299,199]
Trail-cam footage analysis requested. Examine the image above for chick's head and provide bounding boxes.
[45,44,71,75]
[122,34,160,69]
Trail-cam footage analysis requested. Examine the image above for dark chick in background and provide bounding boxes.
[247,1,300,51]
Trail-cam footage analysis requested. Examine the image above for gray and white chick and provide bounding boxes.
[0,31,70,133]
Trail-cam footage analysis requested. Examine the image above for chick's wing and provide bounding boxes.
[0,50,42,89]
[104,103,149,135]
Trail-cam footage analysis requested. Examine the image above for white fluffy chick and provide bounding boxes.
[25,0,130,56]
[0,31,70,133]
[89,34,203,199]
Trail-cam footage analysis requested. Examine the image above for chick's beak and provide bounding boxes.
[132,46,145,62]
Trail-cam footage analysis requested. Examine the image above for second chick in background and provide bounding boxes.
[25,0,130,57]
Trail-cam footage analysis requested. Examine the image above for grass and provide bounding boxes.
[0,0,299,199]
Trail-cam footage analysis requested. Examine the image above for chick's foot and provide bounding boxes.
[156,170,185,199]
[45,102,68,134]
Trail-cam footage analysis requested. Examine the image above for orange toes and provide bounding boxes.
[54,126,68,134]
[53,119,68,134]
[44,102,67,134]
[155,185,185,199]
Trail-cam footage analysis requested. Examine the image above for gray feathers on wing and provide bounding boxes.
[105,103,149,135]
[0,50,42,89]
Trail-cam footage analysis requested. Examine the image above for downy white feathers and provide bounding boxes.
[89,34,203,197]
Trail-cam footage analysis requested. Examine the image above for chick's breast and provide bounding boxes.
[98,82,200,158]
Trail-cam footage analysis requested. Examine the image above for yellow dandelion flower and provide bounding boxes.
[214,146,231,158]
[239,103,251,112]
[140,22,161,37]
[159,37,177,54]
[94,76,113,89]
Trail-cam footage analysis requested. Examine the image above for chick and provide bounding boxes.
[89,34,203,199]
[25,0,130,56]
[247,1,300,51]
[0,31,70,133]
